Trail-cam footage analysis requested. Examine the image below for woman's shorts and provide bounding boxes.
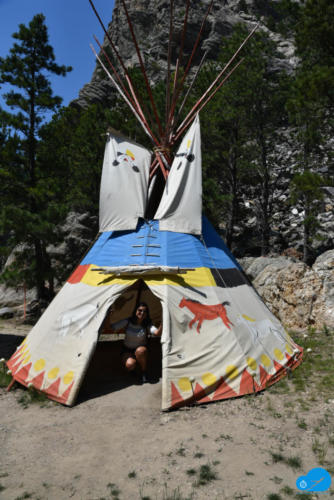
[121,345,147,358]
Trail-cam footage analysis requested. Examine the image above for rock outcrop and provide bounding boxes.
[0,212,97,322]
[76,0,295,107]
[240,250,334,331]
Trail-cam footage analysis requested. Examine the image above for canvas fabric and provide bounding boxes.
[154,115,202,235]
[7,219,303,408]
[99,133,151,232]
[149,281,301,409]
[7,280,132,405]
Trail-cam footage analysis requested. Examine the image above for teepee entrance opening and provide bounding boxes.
[100,279,163,336]
[79,280,163,401]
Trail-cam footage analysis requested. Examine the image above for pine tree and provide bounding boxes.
[195,27,291,254]
[286,0,333,263]
[0,14,72,300]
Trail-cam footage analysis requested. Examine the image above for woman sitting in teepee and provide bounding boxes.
[110,302,162,383]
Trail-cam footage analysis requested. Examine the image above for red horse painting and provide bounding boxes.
[179,298,233,333]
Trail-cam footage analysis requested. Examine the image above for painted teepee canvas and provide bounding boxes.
[7,116,303,408]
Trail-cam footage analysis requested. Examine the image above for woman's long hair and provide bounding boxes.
[130,301,152,328]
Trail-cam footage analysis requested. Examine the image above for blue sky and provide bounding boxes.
[0,0,115,109]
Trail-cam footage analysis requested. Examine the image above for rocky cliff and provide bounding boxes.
[240,250,334,331]
[76,0,296,107]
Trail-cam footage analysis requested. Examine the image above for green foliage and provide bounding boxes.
[270,452,302,470]
[17,386,50,409]
[266,494,282,500]
[193,26,291,252]
[289,170,325,263]
[280,485,293,496]
[107,482,120,498]
[296,0,334,69]
[0,359,12,388]
[0,14,71,300]
[161,484,193,500]
[290,171,324,205]
[286,0,333,260]
[288,329,334,397]
[0,14,72,133]
[186,468,197,476]
[312,438,328,465]
[176,445,186,456]
[194,463,218,486]
[14,493,33,500]
[258,0,301,35]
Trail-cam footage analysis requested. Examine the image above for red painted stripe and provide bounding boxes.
[67,264,90,284]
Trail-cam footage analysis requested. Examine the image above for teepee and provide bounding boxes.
[6,0,303,408]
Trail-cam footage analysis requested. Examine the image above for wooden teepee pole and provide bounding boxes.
[166,0,214,136]
[173,50,208,138]
[93,35,136,109]
[167,0,191,137]
[120,0,164,138]
[89,0,131,81]
[89,0,159,137]
[174,23,258,138]
[165,0,174,128]
[91,44,156,143]
[181,0,214,86]
[172,58,244,144]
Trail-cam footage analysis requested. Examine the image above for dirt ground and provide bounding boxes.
[0,319,333,500]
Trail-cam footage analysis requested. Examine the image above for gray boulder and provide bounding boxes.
[253,250,334,331]
[0,307,15,319]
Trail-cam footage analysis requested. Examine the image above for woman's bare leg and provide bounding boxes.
[122,353,136,371]
[135,346,148,373]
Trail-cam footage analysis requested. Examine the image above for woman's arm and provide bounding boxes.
[152,323,162,337]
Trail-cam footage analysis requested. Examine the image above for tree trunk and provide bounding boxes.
[33,238,49,301]
[303,200,311,265]
[258,128,270,256]
[226,131,238,249]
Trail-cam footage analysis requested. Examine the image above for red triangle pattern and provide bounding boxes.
[239,368,261,395]
[259,365,271,388]
[14,362,32,385]
[67,264,90,284]
[273,360,286,379]
[194,383,212,403]
[170,382,185,408]
[7,346,24,370]
[29,371,45,391]
[59,381,75,404]
[168,347,305,409]
[9,358,24,376]
[46,377,61,398]
[212,377,238,400]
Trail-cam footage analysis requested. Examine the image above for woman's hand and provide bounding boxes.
[154,324,163,337]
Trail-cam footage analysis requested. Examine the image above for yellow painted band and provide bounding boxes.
[81,265,216,288]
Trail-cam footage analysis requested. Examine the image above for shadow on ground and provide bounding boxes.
[77,337,162,404]
[0,331,162,406]
[0,334,23,360]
